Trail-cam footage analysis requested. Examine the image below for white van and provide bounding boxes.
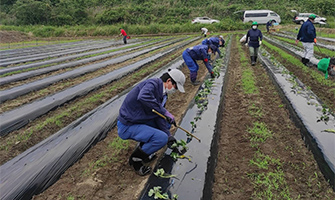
[243,10,281,24]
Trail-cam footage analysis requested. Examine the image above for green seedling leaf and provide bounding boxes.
[322,129,335,134]
[148,186,169,199]
[154,168,176,178]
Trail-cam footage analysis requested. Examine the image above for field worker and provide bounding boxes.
[201,35,225,57]
[296,14,317,66]
[266,20,274,33]
[119,28,128,44]
[117,69,186,175]
[246,21,263,66]
[317,57,335,79]
[201,27,209,37]
[182,44,217,85]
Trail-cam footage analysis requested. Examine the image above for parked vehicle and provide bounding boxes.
[293,13,327,24]
[191,17,220,24]
[243,10,281,24]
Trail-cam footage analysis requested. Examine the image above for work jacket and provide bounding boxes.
[297,20,316,43]
[118,78,169,135]
[202,37,222,55]
[186,45,212,69]
[246,28,263,48]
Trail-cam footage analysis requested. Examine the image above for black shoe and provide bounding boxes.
[304,58,310,66]
[251,56,255,66]
[128,145,152,175]
[191,81,201,85]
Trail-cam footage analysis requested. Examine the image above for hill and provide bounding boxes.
[1,0,334,26]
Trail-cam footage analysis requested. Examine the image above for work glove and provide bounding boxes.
[314,38,317,43]
[167,135,177,149]
[210,71,215,78]
[259,41,262,45]
[165,110,176,126]
[167,135,184,155]
[245,42,248,47]
[295,39,299,45]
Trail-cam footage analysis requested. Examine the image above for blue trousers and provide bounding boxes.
[182,51,199,82]
[117,120,168,155]
[123,35,127,44]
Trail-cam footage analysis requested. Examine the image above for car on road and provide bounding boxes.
[293,13,327,24]
[191,17,220,24]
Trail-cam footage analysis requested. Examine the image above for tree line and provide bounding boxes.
[1,0,334,26]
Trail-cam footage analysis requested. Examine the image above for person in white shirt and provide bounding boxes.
[201,27,208,37]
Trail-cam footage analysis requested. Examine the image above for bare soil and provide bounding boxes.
[1,31,334,199]
[212,36,335,199]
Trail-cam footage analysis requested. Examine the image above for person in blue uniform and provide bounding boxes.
[201,35,225,56]
[296,14,317,66]
[117,69,186,175]
[182,44,217,85]
[246,21,263,66]
[266,20,274,33]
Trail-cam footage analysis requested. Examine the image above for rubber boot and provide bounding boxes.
[301,58,306,64]
[128,145,152,176]
[255,56,258,63]
[304,58,310,66]
[251,56,255,66]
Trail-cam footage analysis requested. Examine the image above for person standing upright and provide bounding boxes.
[246,21,263,66]
[119,28,127,44]
[296,14,317,66]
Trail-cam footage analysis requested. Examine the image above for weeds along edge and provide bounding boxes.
[258,48,335,191]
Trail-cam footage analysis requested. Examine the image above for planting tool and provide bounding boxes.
[315,43,323,54]
[152,109,201,142]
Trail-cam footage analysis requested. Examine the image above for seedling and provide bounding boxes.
[190,121,196,129]
[170,152,191,162]
[170,139,188,151]
[148,186,169,199]
[316,105,333,124]
[322,129,335,134]
[154,168,176,178]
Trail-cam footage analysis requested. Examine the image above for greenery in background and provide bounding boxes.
[1,0,334,28]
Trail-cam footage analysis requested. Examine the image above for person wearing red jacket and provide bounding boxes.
[119,28,127,44]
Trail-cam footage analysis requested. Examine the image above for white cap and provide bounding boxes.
[219,35,224,40]
[168,69,185,93]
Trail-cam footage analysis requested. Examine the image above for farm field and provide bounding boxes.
[0,30,334,200]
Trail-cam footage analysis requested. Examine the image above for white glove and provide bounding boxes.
[245,43,248,47]
[259,41,262,45]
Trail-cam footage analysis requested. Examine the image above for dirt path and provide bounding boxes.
[212,36,335,199]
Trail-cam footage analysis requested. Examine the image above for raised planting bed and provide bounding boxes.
[271,32,335,51]
[0,56,189,200]
[259,48,335,190]
[0,39,152,78]
[139,36,232,200]
[0,37,185,102]
[0,37,199,136]
[0,39,127,67]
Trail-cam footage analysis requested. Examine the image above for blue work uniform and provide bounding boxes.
[117,78,170,155]
[182,45,213,82]
[202,37,222,56]
[246,29,263,48]
[297,20,316,43]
